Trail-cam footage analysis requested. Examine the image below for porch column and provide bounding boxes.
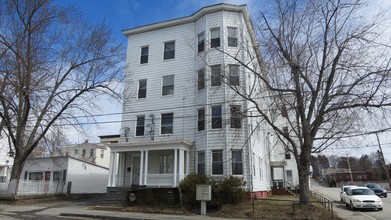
[178,149,184,183]
[118,153,125,187]
[173,149,178,186]
[107,152,113,186]
[186,150,190,175]
[108,152,117,186]
[139,150,144,185]
[144,150,149,185]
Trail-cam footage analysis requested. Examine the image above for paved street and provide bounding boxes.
[0,182,389,220]
[311,179,390,220]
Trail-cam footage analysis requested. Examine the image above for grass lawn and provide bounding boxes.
[120,195,340,219]
[207,195,339,219]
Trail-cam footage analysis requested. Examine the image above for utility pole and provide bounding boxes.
[346,155,354,185]
[375,133,391,190]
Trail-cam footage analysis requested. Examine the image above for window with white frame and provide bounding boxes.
[162,75,174,96]
[82,149,86,158]
[210,28,220,48]
[198,108,205,131]
[212,150,223,175]
[232,150,243,175]
[228,27,238,47]
[136,115,145,136]
[197,68,205,90]
[230,105,242,128]
[140,46,149,64]
[198,32,204,53]
[74,149,78,155]
[198,151,205,174]
[229,65,239,86]
[211,105,222,129]
[90,149,94,158]
[211,65,221,86]
[138,79,147,99]
[164,41,175,60]
[159,154,173,173]
[161,113,173,134]
[100,149,104,159]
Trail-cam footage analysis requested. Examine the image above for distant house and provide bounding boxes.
[18,156,108,195]
[52,142,108,168]
[106,3,299,198]
[0,138,13,182]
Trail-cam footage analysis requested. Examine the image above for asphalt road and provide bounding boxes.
[311,179,390,220]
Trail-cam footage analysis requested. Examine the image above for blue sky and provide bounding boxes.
[59,0,259,44]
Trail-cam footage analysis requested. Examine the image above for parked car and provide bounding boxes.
[364,183,387,198]
[345,187,383,211]
[340,185,357,203]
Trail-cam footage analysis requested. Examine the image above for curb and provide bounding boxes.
[60,213,158,220]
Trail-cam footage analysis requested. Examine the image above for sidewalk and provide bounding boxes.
[0,200,245,220]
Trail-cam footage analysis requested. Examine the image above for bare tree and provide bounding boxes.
[0,0,124,195]
[220,0,391,203]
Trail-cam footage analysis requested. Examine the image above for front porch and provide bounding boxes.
[107,140,192,188]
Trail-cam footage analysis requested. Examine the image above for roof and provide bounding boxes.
[26,156,109,170]
[122,3,249,36]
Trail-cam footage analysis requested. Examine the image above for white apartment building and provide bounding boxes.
[108,3,282,196]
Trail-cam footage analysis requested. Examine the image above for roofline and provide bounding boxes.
[122,3,248,36]
[99,134,120,138]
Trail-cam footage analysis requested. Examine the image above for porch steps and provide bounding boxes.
[272,188,295,195]
[100,187,129,206]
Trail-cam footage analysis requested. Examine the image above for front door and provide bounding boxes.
[131,156,140,186]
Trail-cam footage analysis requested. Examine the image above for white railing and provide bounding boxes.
[144,174,176,187]
[0,180,65,197]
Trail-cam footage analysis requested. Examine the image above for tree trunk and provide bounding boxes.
[298,142,312,204]
[298,163,310,204]
[8,154,26,199]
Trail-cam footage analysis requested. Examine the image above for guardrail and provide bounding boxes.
[310,190,334,218]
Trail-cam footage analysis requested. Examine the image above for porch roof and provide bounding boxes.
[108,139,193,152]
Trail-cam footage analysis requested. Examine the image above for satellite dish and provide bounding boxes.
[145,123,154,132]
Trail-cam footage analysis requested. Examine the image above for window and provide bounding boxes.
[100,149,104,159]
[229,65,239,86]
[198,108,205,131]
[212,150,223,175]
[136,116,145,136]
[53,171,62,181]
[90,149,94,158]
[211,65,221,86]
[211,28,220,48]
[232,150,243,175]
[198,152,205,174]
[228,27,238,47]
[230,105,241,128]
[283,126,289,135]
[286,170,293,183]
[285,152,291,159]
[29,172,43,181]
[164,41,175,60]
[138,79,147,99]
[197,68,205,90]
[198,33,204,53]
[140,46,149,64]
[211,106,222,129]
[161,113,173,134]
[259,156,262,178]
[82,149,86,158]
[159,154,173,173]
[162,75,174,96]
[74,149,78,155]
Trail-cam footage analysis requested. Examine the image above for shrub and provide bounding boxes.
[179,173,246,209]
[179,173,210,208]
